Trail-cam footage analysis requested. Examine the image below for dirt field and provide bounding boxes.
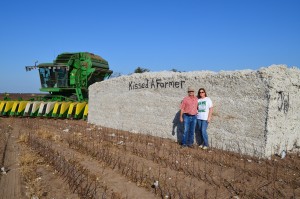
[0,93,45,100]
[0,117,299,199]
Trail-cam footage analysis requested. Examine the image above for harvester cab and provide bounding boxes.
[26,52,112,102]
[0,52,112,119]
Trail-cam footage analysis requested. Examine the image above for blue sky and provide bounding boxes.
[0,0,299,93]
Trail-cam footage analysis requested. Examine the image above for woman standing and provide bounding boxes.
[197,88,213,149]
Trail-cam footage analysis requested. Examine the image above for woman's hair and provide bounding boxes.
[197,88,207,98]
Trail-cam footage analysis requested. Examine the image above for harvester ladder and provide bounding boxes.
[75,88,84,102]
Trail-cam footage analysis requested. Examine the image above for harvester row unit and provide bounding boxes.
[0,100,88,119]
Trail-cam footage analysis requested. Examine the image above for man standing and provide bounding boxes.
[180,86,198,147]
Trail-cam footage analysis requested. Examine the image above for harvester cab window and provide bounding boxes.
[39,67,69,88]
[39,68,50,88]
[56,68,68,87]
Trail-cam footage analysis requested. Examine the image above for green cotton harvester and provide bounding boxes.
[0,52,112,119]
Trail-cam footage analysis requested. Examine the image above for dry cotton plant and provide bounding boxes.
[19,149,45,198]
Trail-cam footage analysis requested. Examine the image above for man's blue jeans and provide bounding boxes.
[197,119,209,147]
[182,114,197,146]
